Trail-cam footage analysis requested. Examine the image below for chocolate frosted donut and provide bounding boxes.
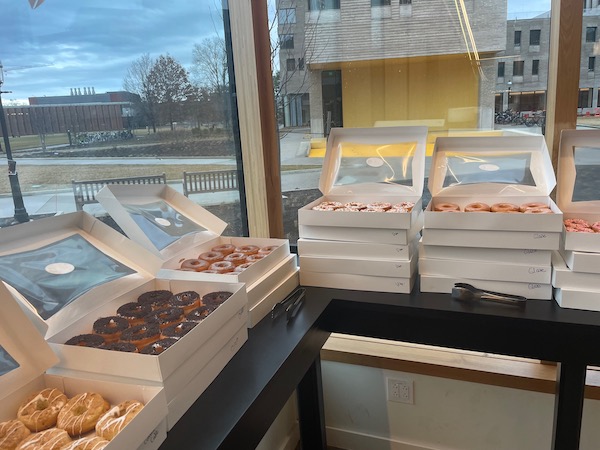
[137,290,173,310]
[99,342,138,353]
[185,306,211,322]
[169,291,200,314]
[92,316,130,343]
[140,338,178,355]
[65,334,105,348]
[161,321,198,339]
[201,291,233,307]
[117,302,152,326]
[145,306,184,330]
[121,323,160,350]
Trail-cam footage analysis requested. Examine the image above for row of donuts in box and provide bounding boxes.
[311,200,415,213]
[433,201,554,214]
[1,387,143,450]
[178,243,279,273]
[564,218,600,233]
[64,289,233,355]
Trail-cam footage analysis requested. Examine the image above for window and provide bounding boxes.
[286,58,296,71]
[278,8,296,25]
[514,30,522,46]
[587,26,597,43]
[530,29,541,46]
[513,60,525,76]
[589,56,596,72]
[498,62,505,78]
[532,59,540,76]
[280,34,294,49]
[399,0,412,4]
[307,0,340,10]
[298,58,305,70]
[371,0,391,5]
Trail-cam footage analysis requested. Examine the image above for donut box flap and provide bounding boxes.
[557,130,600,252]
[97,183,292,290]
[298,126,427,231]
[0,281,58,405]
[0,212,161,338]
[424,135,563,233]
[96,184,227,260]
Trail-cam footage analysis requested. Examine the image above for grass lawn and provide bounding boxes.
[5,133,70,151]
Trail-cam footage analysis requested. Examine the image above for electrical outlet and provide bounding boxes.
[387,377,414,404]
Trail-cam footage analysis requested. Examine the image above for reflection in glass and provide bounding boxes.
[443,153,535,188]
[0,345,19,377]
[573,147,600,202]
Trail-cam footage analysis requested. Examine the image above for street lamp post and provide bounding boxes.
[0,61,30,223]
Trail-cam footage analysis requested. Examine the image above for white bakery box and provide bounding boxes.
[0,212,248,429]
[552,251,600,311]
[0,280,168,450]
[298,126,428,245]
[557,129,600,254]
[96,184,297,327]
[420,275,552,300]
[423,135,563,250]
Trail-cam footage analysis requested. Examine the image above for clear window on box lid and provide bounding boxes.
[0,345,20,377]
[573,146,600,202]
[0,235,136,320]
[441,151,536,189]
[122,200,207,251]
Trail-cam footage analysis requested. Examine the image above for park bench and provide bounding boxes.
[182,169,238,197]
[72,173,167,211]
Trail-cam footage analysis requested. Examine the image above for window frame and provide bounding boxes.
[530,29,541,46]
[532,59,540,76]
[278,8,297,25]
[513,60,525,77]
[307,0,341,11]
[514,30,522,46]
[498,61,505,78]
[586,26,597,43]
[280,34,295,50]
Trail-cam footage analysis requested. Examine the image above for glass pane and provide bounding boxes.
[0,1,245,237]
[276,0,551,244]
[573,146,600,202]
[0,345,19,377]
[577,3,600,132]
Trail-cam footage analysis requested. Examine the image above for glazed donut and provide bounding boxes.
[201,291,233,307]
[169,291,200,314]
[464,202,491,212]
[223,252,247,266]
[258,245,279,255]
[15,428,70,450]
[211,244,236,256]
[116,302,152,326]
[60,436,109,450]
[434,202,460,212]
[519,202,548,212]
[491,202,520,213]
[523,207,553,214]
[92,316,129,344]
[137,290,172,311]
[17,389,68,432]
[185,306,211,322]
[0,420,30,450]
[145,307,184,330]
[209,260,236,273]
[64,334,105,349]
[198,251,224,263]
[99,342,138,353]
[57,393,110,437]
[180,259,209,272]
[95,400,144,441]
[120,323,160,350]
[140,338,177,355]
[234,262,255,272]
[234,245,259,256]
[246,254,266,263]
[161,321,198,340]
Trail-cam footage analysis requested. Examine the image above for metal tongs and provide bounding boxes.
[451,283,527,307]
[271,287,306,321]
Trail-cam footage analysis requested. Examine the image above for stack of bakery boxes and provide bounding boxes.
[0,209,255,442]
[419,135,563,300]
[552,130,600,310]
[297,126,427,293]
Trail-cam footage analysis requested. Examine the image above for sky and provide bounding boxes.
[0,0,226,103]
[0,0,551,104]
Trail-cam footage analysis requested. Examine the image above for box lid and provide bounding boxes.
[96,184,228,260]
[557,129,600,216]
[0,281,58,401]
[320,126,427,197]
[428,135,555,197]
[0,212,161,337]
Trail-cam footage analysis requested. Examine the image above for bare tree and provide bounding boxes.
[191,36,228,93]
[123,53,158,132]
[147,54,194,131]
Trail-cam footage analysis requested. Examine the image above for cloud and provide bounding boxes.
[1,0,225,100]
